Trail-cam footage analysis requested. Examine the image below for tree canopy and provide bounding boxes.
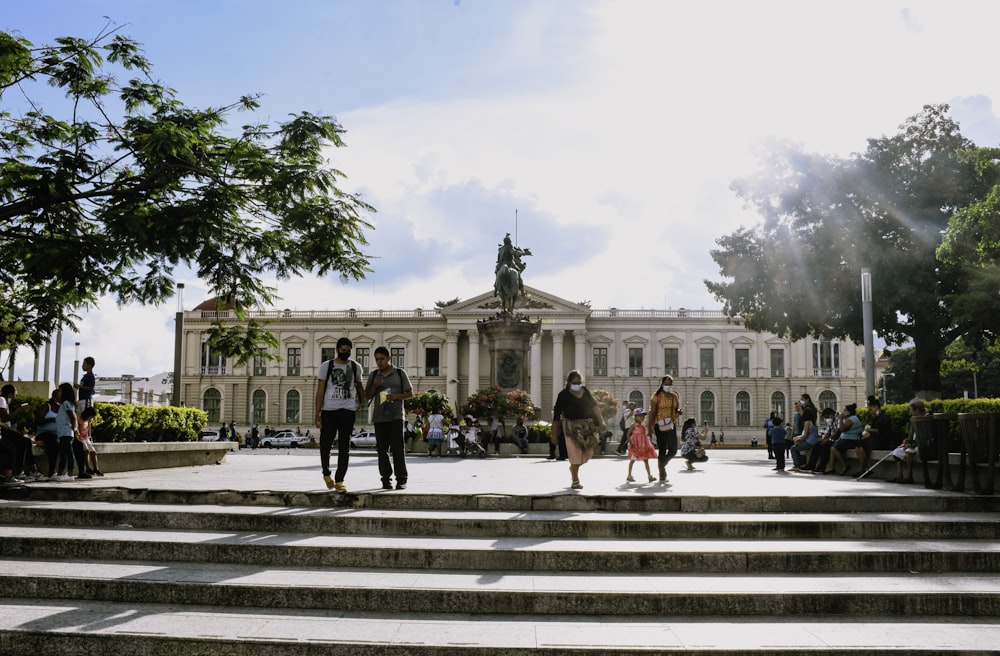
[706,105,1000,396]
[0,24,373,362]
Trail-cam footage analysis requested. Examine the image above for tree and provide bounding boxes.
[937,146,1000,345]
[0,25,373,363]
[706,105,992,396]
[887,339,1000,401]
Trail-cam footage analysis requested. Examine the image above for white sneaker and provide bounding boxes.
[59,474,75,482]
[2,477,24,485]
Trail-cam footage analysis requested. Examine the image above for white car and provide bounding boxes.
[350,430,377,449]
[198,430,221,441]
[260,431,305,448]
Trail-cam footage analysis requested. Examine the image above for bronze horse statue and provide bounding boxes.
[494,264,521,314]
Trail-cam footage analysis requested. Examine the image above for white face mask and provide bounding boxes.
[569,383,583,392]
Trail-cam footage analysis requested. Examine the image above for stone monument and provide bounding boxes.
[478,233,540,391]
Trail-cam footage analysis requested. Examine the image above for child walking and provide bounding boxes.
[626,408,657,483]
[680,418,709,470]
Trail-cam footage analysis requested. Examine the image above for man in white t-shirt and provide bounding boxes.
[314,337,365,493]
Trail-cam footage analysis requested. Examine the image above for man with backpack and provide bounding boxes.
[314,337,366,493]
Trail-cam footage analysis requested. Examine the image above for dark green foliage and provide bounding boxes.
[0,24,373,364]
[88,403,207,442]
[707,105,995,394]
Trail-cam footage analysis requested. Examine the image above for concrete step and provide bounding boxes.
[4,558,1000,617]
[3,500,1000,540]
[1,597,999,655]
[2,523,1000,573]
[5,482,1000,513]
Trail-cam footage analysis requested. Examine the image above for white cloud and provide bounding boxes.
[10,0,1000,383]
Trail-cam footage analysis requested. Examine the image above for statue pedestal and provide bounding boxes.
[477,313,540,391]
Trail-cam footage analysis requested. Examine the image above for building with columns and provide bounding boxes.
[177,286,869,440]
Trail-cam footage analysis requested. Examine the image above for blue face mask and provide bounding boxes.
[569,383,583,392]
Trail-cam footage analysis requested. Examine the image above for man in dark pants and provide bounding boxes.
[314,337,366,493]
[647,376,681,482]
[365,346,414,490]
[616,402,636,455]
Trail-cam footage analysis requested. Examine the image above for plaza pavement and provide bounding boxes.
[53,445,955,500]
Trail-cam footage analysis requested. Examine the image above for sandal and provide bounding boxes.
[571,481,583,489]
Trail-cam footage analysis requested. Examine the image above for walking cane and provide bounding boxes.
[856,450,895,481]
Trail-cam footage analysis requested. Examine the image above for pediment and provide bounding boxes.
[439,285,592,317]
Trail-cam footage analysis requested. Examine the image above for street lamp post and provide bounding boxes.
[73,342,80,389]
[861,268,875,400]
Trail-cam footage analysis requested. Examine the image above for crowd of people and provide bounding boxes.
[0,356,104,485]
[763,393,922,483]
[1,347,922,493]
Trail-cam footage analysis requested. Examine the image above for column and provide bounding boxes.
[573,329,587,376]
[530,333,542,411]
[468,330,480,394]
[551,330,564,405]
[445,330,459,405]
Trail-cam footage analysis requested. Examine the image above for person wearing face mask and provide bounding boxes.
[646,375,682,482]
[314,337,366,493]
[551,370,606,490]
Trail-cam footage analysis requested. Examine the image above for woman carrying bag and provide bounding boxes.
[646,375,682,482]
[551,370,606,490]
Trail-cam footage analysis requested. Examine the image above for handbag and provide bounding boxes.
[562,418,600,451]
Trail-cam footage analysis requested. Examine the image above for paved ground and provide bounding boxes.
[58,446,954,499]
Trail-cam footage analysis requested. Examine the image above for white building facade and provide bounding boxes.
[177,286,869,441]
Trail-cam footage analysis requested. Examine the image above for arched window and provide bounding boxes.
[699,391,715,426]
[203,388,221,423]
[735,391,751,426]
[628,390,645,411]
[252,389,266,424]
[770,391,786,422]
[285,390,300,424]
[818,390,838,413]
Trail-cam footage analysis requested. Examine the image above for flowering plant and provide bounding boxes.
[461,386,535,421]
[589,389,619,419]
[406,391,455,420]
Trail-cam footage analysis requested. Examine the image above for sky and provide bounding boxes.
[5,0,1000,383]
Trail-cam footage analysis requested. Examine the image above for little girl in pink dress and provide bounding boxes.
[626,408,657,483]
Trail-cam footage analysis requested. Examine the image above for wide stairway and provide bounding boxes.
[1,485,1000,654]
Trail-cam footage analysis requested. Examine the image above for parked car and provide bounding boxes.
[260,431,305,448]
[350,430,377,449]
[198,430,221,441]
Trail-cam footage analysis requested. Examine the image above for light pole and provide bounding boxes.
[73,342,80,388]
[861,268,875,400]
[172,283,185,406]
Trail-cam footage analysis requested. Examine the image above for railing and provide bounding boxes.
[590,309,729,319]
[200,366,226,376]
[192,307,733,321]
[812,368,841,378]
[192,308,445,320]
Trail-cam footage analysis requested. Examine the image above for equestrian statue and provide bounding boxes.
[493,233,531,315]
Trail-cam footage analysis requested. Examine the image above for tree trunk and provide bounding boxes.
[911,331,943,399]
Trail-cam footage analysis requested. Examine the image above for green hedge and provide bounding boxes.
[11,397,208,443]
[859,398,1000,443]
